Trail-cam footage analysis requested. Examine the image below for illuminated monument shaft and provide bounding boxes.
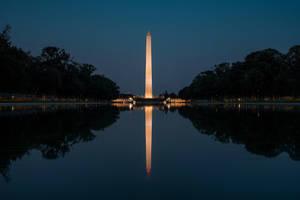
[145,106,153,174]
[145,32,153,98]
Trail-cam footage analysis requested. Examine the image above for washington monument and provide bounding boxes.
[145,31,153,98]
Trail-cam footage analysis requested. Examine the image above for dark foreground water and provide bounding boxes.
[1,104,300,200]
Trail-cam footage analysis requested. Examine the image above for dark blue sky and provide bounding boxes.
[1,0,300,94]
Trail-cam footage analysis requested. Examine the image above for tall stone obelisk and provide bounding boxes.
[145,31,153,98]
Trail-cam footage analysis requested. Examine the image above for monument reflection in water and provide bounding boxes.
[145,106,153,175]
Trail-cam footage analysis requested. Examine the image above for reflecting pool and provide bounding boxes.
[1,103,300,199]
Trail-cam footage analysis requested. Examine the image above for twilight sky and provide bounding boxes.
[1,0,300,95]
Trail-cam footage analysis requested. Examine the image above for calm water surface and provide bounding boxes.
[1,104,300,200]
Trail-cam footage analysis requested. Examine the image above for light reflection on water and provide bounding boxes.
[145,106,152,175]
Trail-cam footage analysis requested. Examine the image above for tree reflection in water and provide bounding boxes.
[0,105,120,182]
[178,104,300,161]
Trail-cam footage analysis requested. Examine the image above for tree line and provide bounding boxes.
[0,25,119,100]
[179,46,300,100]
